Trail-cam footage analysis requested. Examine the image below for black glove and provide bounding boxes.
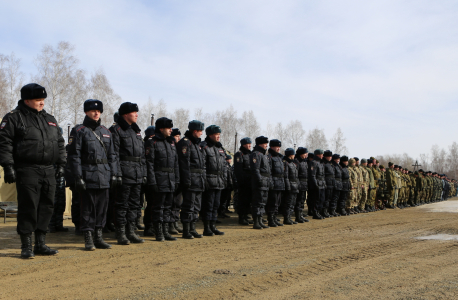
[55,165,65,179]
[150,184,159,193]
[110,176,117,190]
[117,176,123,186]
[4,165,16,184]
[75,177,86,192]
[142,176,147,186]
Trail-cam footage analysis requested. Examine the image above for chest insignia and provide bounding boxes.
[103,134,110,138]
[48,122,57,127]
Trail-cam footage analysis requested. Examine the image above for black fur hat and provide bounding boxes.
[155,117,173,129]
[118,102,138,115]
[84,99,103,113]
[21,83,47,100]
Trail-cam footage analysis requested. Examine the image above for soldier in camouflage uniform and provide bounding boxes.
[365,159,376,212]
[347,158,358,214]
[358,159,370,213]
[353,158,363,213]
[386,162,398,208]
[370,159,381,210]
[378,165,388,209]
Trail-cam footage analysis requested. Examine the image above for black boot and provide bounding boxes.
[182,223,194,239]
[154,223,164,241]
[253,216,262,230]
[190,222,203,238]
[313,211,324,220]
[174,222,183,233]
[34,232,58,255]
[283,214,294,225]
[94,228,112,249]
[168,223,179,234]
[162,223,177,241]
[339,208,348,216]
[20,234,34,259]
[295,211,305,223]
[268,214,278,227]
[245,215,254,224]
[126,222,144,243]
[238,214,249,225]
[136,217,145,230]
[84,231,96,251]
[203,220,215,236]
[274,215,284,226]
[210,220,225,235]
[144,224,155,237]
[116,225,130,245]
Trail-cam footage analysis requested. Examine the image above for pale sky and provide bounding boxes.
[1,0,457,159]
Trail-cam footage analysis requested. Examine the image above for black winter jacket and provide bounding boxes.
[323,159,335,190]
[145,131,180,192]
[234,146,252,187]
[284,156,299,193]
[332,161,343,191]
[340,163,350,192]
[0,100,66,168]
[250,145,271,190]
[176,131,206,192]
[294,156,308,191]
[308,156,326,189]
[67,116,118,189]
[201,137,227,190]
[267,148,285,191]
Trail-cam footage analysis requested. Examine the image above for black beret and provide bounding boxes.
[269,139,281,147]
[314,149,324,155]
[285,148,295,156]
[332,154,340,160]
[389,162,394,166]
[84,99,103,113]
[354,157,359,161]
[155,117,173,129]
[21,83,47,100]
[308,153,315,159]
[226,154,232,160]
[255,136,269,145]
[171,128,181,136]
[113,111,119,123]
[205,125,222,135]
[324,150,333,157]
[341,155,348,162]
[296,147,308,155]
[144,126,155,136]
[118,102,139,115]
[367,159,374,164]
[188,120,205,131]
[240,137,252,145]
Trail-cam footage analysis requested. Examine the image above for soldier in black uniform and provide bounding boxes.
[0,83,64,259]
[105,111,120,233]
[250,136,271,229]
[145,117,180,241]
[322,150,334,218]
[266,139,284,227]
[110,102,145,245]
[330,154,343,217]
[233,137,253,225]
[169,128,183,235]
[308,149,326,220]
[142,125,156,237]
[201,125,226,236]
[218,154,233,219]
[176,120,206,239]
[338,155,350,216]
[294,147,309,223]
[67,99,118,250]
[281,148,299,225]
[306,153,315,216]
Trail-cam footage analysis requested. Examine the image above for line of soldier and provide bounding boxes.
[1,84,457,259]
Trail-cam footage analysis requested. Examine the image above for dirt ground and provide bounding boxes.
[2,199,458,300]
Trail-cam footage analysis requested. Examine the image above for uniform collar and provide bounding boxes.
[83,116,101,130]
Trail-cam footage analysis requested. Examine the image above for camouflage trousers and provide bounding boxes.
[354,187,362,208]
[389,189,399,206]
[359,187,368,208]
[347,189,357,208]
[367,189,376,206]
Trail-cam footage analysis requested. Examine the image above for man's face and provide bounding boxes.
[270,146,280,153]
[160,127,172,137]
[325,156,332,161]
[192,130,203,139]
[25,98,45,111]
[123,111,138,124]
[227,159,232,164]
[362,162,367,167]
[85,110,101,121]
[355,161,360,166]
[334,158,340,164]
[243,144,252,151]
[300,153,307,159]
[368,163,373,168]
[259,143,268,150]
[316,154,324,159]
[173,135,180,143]
[209,133,221,143]
[342,161,348,166]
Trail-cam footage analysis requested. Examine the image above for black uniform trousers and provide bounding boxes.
[202,189,222,221]
[237,184,252,215]
[171,191,183,222]
[218,189,232,214]
[151,191,174,223]
[16,166,56,235]
[323,189,333,209]
[295,191,307,212]
[180,190,202,223]
[79,188,109,232]
[266,190,282,214]
[329,189,340,211]
[115,183,142,225]
[137,188,145,220]
[71,187,80,226]
[280,191,297,216]
[143,188,153,227]
[251,189,268,217]
[337,190,346,210]
[49,181,66,229]
[106,187,116,226]
[308,188,325,213]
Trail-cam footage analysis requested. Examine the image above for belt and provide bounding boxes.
[272,174,283,178]
[260,172,270,177]
[157,167,174,173]
[82,158,108,164]
[299,178,308,182]
[190,168,204,174]
[207,171,223,175]
[120,156,141,162]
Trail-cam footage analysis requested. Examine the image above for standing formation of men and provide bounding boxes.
[2,83,457,258]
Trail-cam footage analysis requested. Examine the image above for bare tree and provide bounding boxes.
[330,127,349,155]
[419,153,429,171]
[4,53,24,111]
[172,108,190,132]
[273,122,288,151]
[448,142,458,179]
[34,42,78,123]
[67,69,89,126]
[240,110,260,141]
[306,127,328,151]
[213,105,239,152]
[138,96,155,130]
[284,120,306,150]
[0,54,9,117]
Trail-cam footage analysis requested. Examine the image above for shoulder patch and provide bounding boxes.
[182,147,187,154]
[236,157,240,162]
[68,136,73,145]
[145,147,151,156]
[253,158,257,163]
[0,120,7,129]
